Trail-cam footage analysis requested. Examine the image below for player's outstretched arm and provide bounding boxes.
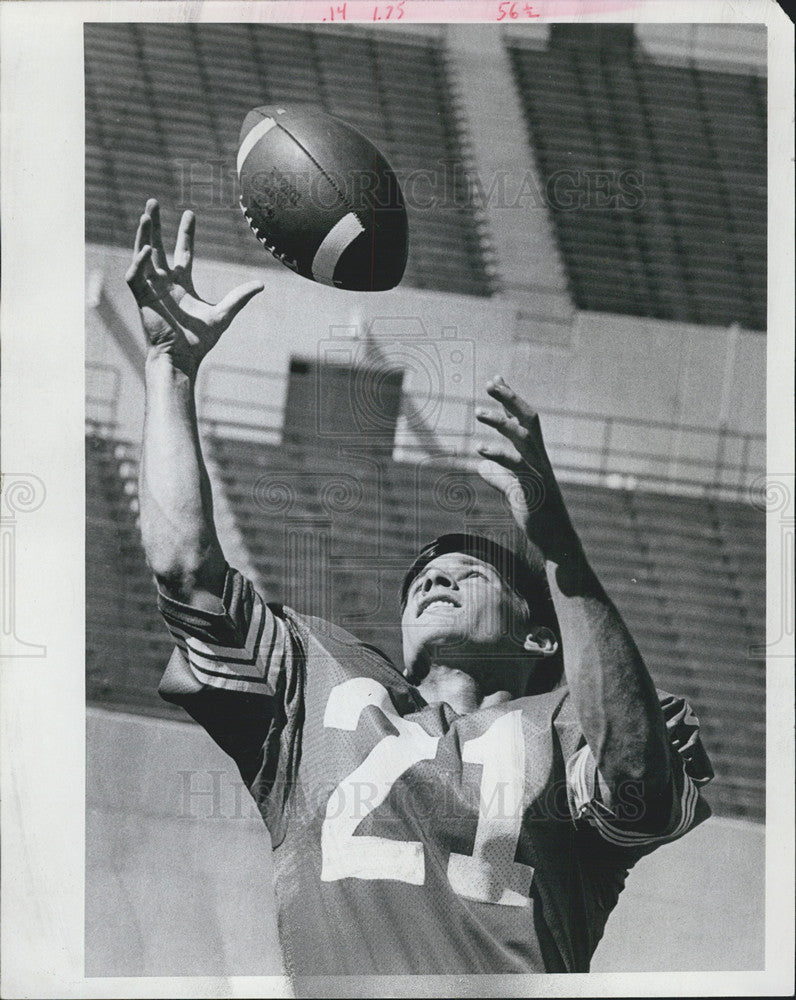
[476,377,672,819]
[127,199,263,608]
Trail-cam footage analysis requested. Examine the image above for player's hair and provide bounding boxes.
[400,532,564,693]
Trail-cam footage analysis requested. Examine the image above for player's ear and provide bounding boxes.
[523,626,559,657]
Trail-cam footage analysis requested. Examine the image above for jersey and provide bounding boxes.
[158,564,713,976]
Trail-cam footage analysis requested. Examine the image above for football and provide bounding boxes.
[237,105,408,291]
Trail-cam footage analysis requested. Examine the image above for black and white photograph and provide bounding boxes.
[1,2,794,997]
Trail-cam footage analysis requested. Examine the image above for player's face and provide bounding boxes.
[401,553,529,673]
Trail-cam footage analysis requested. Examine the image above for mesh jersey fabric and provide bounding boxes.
[158,563,713,975]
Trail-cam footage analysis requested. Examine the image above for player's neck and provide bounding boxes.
[417,663,517,715]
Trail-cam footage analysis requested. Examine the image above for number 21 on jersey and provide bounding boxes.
[321,678,534,907]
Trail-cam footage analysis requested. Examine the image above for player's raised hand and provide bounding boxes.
[475,376,575,558]
[126,199,263,372]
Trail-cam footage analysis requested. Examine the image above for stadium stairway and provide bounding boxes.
[86,429,765,822]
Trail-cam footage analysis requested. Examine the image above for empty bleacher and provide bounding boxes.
[86,430,182,719]
[87,427,765,822]
[85,23,496,297]
[508,27,765,329]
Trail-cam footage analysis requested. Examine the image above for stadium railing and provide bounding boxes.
[191,362,764,501]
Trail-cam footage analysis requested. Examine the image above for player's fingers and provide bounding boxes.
[133,213,152,259]
[174,210,196,272]
[475,407,530,451]
[477,457,546,520]
[215,280,264,327]
[486,376,538,426]
[475,438,524,470]
[146,199,169,272]
[132,218,169,283]
[125,244,155,302]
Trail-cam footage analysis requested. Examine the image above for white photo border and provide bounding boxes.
[1,2,793,996]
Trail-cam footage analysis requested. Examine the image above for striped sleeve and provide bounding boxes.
[156,566,303,785]
[158,564,292,698]
[566,694,713,851]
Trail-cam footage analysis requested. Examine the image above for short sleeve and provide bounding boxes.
[157,564,304,786]
[566,693,714,853]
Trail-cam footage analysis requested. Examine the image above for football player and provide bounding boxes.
[127,200,713,976]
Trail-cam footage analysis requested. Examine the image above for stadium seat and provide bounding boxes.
[84,23,497,298]
[508,32,765,329]
[87,428,766,821]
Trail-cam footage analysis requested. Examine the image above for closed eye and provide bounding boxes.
[410,567,486,597]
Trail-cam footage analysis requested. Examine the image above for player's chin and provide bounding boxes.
[410,620,471,650]
[402,625,464,670]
